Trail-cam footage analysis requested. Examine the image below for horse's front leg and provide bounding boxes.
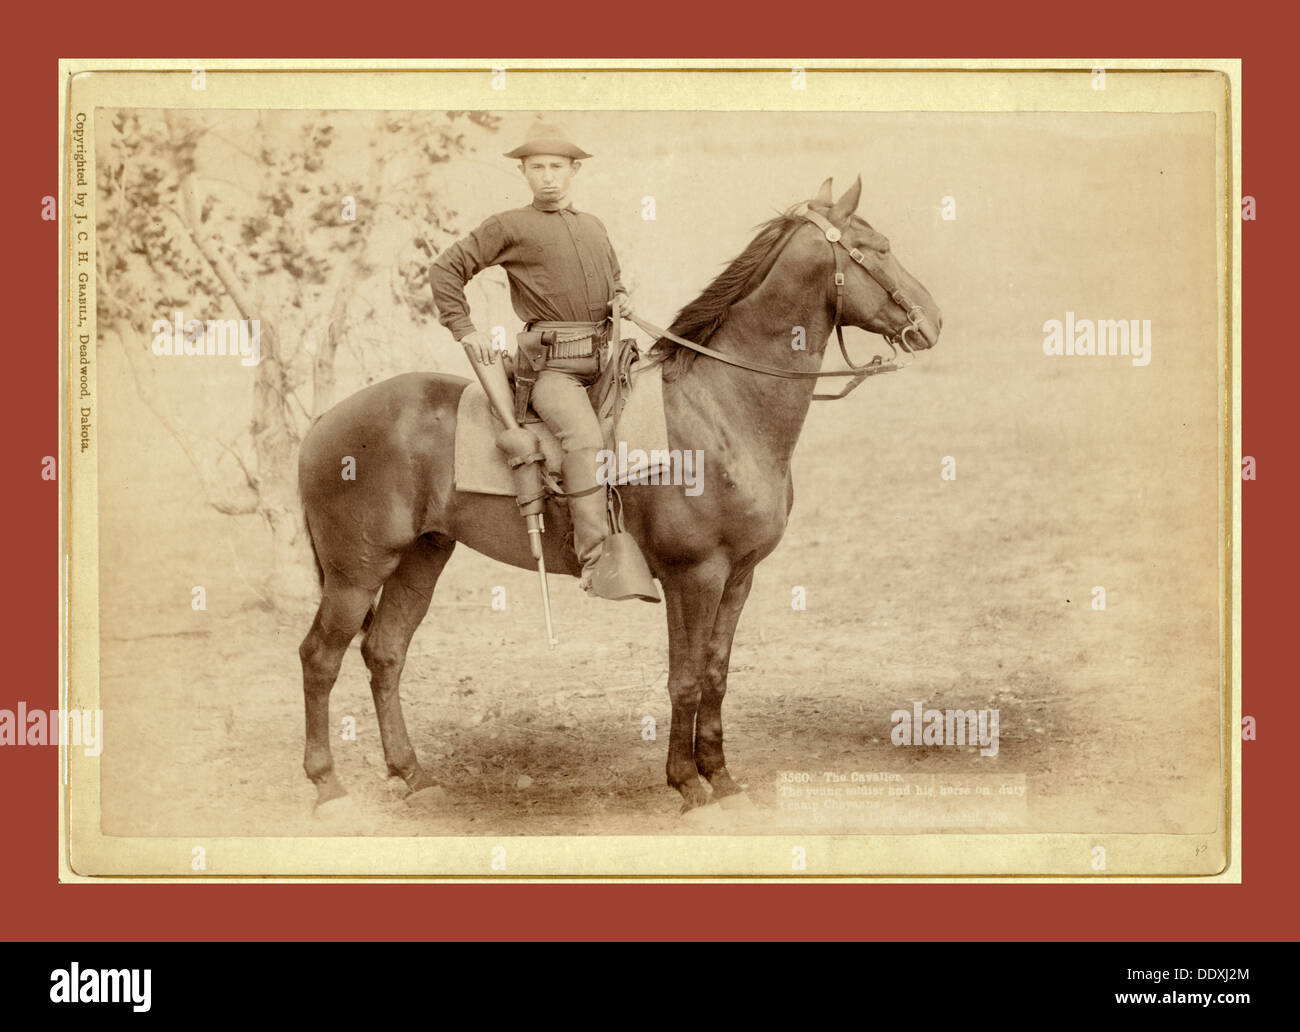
[694,568,755,799]
[660,558,728,811]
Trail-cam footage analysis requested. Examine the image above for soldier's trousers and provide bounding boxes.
[530,368,604,453]
[530,366,607,582]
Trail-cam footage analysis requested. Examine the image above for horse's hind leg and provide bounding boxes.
[361,533,455,805]
[300,567,394,812]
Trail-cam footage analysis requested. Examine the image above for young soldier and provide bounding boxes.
[430,122,640,596]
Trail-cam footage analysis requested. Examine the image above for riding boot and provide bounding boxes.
[561,448,611,593]
[561,448,661,603]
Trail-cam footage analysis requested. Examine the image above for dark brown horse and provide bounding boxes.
[297,176,942,817]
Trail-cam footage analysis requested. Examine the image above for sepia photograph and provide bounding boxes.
[59,61,1239,879]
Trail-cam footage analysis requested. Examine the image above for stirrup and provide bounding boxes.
[588,488,660,603]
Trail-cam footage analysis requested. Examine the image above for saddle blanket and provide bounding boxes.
[454,362,673,497]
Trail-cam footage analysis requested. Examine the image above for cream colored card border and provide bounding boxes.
[58,58,1241,883]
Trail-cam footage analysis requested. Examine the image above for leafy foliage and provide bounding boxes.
[94,108,500,594]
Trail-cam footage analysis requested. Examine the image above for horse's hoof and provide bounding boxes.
[680,802,731,830]
[384,776,409,799]
[718,792,755,811]
[675,777,712,812]
[406,785,448,811]
[314,794,358,823]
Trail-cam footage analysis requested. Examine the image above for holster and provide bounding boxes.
[513,330,549,423]
[512,325,607,422]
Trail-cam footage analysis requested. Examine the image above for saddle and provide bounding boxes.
[452,358,671,498]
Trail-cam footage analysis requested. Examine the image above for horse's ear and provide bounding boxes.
[814,177,833,205]
[830,175,862,222]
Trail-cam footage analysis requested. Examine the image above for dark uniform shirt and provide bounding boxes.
[429,200,626,340]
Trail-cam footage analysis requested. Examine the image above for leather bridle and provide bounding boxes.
[795,204,932,359]
[630,204,931,401]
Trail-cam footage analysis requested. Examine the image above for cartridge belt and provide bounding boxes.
[528,320,609,359]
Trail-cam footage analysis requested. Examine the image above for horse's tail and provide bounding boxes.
[301,502,375,632]
[300,495,326,590]
[307,527,327,592]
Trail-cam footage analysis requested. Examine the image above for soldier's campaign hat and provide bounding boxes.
[503,122,593,160]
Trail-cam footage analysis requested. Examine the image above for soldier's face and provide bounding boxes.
[521,155,579,201]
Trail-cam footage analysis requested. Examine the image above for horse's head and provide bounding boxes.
[792,176,942,353]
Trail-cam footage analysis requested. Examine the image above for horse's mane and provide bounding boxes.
[650,203,809,381]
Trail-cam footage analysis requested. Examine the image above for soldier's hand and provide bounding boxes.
[614,292,634,319]
[460,330,497,365]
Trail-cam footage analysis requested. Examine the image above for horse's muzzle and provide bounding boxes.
[894,306,941,352]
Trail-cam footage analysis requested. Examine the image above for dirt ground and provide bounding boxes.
[93,324,1225,845]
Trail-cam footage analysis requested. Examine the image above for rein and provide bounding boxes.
[631,204,928,402]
